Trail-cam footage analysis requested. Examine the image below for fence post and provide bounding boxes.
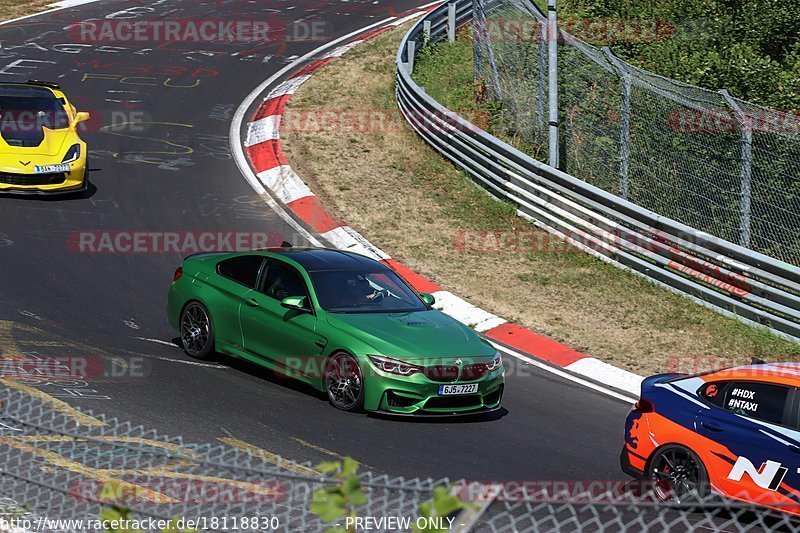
[448,2,457,42]
[536,18,546,128]
[603,47,632,200]
[407,40,416,74]
[473,0,483,82]
[423,20,431,45]
[547,0,560,169]
[720,89,753,248]
[474,0,501,98]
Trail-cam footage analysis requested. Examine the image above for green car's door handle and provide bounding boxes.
[245,298,260,308]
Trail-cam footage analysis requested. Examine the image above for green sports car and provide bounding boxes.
[167,247,504,415]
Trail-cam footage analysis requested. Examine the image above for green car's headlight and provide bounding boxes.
[62,144,80,163]
[486,352,502,372]
[368,355,423,376]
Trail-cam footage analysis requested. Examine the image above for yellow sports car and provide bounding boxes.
[0,80,89,195]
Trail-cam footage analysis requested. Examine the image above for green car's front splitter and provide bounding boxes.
[363,365,505,416]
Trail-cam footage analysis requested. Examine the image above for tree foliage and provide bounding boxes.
[541,0,800,108]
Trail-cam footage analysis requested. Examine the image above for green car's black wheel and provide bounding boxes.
[324,352,365,412]
[648,445,708,505]
[180,302,215,360]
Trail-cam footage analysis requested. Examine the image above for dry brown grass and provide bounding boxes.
[281,25,800,376]
[0,0,56,21]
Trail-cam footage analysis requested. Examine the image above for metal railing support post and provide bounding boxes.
[720,89,753,248]
[472,0,483,82]
[536,19,546,128]
[448,2,457,42]
[547,0,559,169]
[603,47,632,200]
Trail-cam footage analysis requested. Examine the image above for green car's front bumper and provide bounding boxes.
[363,363,505,416]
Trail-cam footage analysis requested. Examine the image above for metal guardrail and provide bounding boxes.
[395,0,800,341]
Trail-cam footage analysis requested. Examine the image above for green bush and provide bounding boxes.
[535,0,800,109]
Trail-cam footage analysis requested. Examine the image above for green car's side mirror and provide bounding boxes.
[281,296,310,312]
[420,293,436,306]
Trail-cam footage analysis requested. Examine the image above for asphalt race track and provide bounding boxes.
[0,0,633,489]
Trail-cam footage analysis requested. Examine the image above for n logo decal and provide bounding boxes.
[727,456,788,491]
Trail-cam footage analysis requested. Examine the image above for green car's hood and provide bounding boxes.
[325,309,494,361]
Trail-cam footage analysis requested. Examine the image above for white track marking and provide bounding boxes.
[133,337,175,347]
[319,226,390,261]
[430,291,506,332]
[257,165,313,204]
[490,342,636,403]
[46,0,103,8]
[245,115,281,146]
[132,337,226,368]
[564,358,643,397]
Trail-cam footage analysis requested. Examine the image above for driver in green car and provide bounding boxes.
[345,274,387,305]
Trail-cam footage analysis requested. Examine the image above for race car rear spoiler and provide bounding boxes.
[26,80,61,90]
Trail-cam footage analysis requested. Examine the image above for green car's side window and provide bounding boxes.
[217,255,264,289]
[259,260,309,303]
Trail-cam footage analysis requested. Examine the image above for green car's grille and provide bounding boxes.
[423,365,459,382]
[423,363,489,382]
[461,363,489,381]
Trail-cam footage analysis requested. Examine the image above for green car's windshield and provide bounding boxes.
[309,268,428,313]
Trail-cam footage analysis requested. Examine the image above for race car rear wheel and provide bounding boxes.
[648,445,709,505]
[324,352,364,412]
[180,302,215,360]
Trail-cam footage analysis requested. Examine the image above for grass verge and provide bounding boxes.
[0,0,57,20]
[281,25,800,376]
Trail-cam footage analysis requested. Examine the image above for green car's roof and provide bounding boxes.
[261,247,388,272]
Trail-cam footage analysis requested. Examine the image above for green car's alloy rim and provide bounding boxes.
[650,446,704,504]
[325,353,362,410]
[181,303,211,357]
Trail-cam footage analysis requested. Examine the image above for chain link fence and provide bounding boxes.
[0,388,447,532]
[4,386,800,531]
[473,0,800,266]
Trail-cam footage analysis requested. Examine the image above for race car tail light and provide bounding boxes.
[632,398,654,413]
[173,266,183,282]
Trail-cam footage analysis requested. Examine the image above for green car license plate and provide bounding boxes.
[438,383,478,396]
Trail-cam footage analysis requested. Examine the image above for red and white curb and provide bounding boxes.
[241,11,643,399]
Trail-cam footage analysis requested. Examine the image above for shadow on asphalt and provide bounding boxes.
[170,337,509,423]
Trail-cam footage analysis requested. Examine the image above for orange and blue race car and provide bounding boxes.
[622,360,800,514]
